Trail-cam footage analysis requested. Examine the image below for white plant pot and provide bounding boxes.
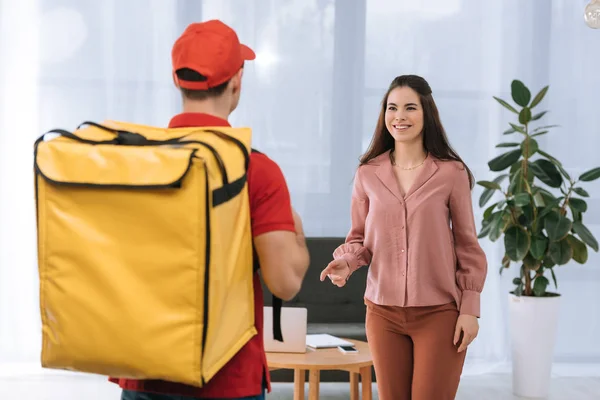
[508,293,561,399]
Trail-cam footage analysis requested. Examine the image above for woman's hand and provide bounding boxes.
[454,314,479,352]
[319,259,350,287]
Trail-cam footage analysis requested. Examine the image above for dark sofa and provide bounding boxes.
[261,237,374,383]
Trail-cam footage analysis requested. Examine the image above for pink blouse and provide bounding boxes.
[334,151,488,317]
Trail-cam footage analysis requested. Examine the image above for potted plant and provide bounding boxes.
[477,80,599,399]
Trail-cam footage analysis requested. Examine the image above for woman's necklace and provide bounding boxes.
[390,151,428,170]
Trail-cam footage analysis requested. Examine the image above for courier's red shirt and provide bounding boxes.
[109,113,295,398]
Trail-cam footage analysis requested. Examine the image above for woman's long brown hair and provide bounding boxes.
[359,75,474,188]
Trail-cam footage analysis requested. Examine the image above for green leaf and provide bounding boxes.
[513,193,530,206]
[508,165,534,195]
[479,189,495,208]
[538,203,560,221]
[489,211,508,242]
[503,127,517,135]
[537,149,563,166]
[572,221,599,252]
[510,162,521,174]
[531,130,548,137]
[512,277,522,285]
[523,253,541,270]
[514,283,524,296]
[489,150,522,172]
[533,191,546,207]
[478,219,492,239]
[530,235,549,260]
[508,172,522,195]
[533,276,549,296]
[479,175,508,207]
[521,138,538,158]
[531,111,548,121]
[530,85,549,109]
[493,96,519,114]
[530,159,563,188]
[538,154,571,181]
[509,123,527,134]
[519,205,535,227]
[533,125,559,132]
[579,167,600,182]
[504,226,531,261]
[496,142,520,148]
[477,180,502,190]
[519,107,532,124]
[536,150,570,181]
[543,256,556,268]
[549,238,573,265]
[569,198,587,212]
[567,234,588,264]
[478,224,491,239]
[569,199,585,223]
[511,80,531,107]
[557,165,571,181]
[544,211,572,241]
[483,202,500,220]
[573,187,590,197]
[550,268,558,289]
[480,212,494,237]
[571,208,582,223]
[537,188,559,204]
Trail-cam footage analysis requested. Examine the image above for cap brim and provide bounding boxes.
[241,44,256,61]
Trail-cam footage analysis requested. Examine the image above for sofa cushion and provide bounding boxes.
[307,322,366,341]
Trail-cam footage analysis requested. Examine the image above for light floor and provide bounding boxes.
[1,374,599,399]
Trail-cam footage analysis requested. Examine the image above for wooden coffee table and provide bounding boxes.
[267,338,373,400]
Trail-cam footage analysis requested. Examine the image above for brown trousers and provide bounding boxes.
[365,300,466,400]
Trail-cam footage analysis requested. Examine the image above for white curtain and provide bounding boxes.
[1,0,598,376]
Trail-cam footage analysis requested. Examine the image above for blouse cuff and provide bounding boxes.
[340,253,359,272]
[460,290,481,318]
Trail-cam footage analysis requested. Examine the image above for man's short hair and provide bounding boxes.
[176,68,230,100]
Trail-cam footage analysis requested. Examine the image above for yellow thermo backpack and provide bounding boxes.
[34,121,283,387]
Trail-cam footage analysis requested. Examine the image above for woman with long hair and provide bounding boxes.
[320,75,488,399]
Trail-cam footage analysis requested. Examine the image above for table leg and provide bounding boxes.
[293,369,305,400]
[350,372,359,400]
[360,366,372,400]
[309,369,320,400]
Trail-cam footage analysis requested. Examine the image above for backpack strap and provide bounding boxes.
[271,297,283,342]
[253,248,284,342]
[250,149,284,342]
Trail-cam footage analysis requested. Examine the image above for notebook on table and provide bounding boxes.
[305,334,354,349]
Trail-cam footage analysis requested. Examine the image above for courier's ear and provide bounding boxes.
[172,71,181,89]
[230,68,244,95]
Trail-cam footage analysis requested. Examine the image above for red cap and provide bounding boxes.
[171,20,255,90]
